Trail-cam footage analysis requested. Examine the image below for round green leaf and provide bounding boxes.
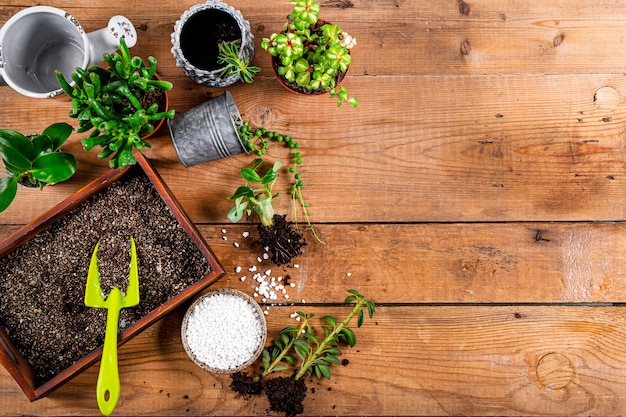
[0,176,18,212]
[31,152,77,183]
[42,122,73,150]
[0,129,36,169]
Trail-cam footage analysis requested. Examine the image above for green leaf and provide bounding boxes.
[367,301,376,318]
[273,365,289,372]
[233,186,255,199]
[0,129,35,170]
[323,354,341,365]
[294,339,309,360]
[325,347,342,356]
[317,363,331,379]
[0,176,18,212]
[323,316,337,328]
[339,328,357,347]
[31,153,77,183]
[31,134,54,157]
[284,356,296,366]
[358,309,364,328]
[42,122,73,150]
[241,167,262,183]
[262,349,271,369]
[261,168,277,185]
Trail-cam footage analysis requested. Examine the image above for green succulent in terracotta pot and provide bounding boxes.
[261,0,358,107]
[0,122,77,212]
[56,38,175,169]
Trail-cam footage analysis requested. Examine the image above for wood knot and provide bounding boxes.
[458,0,470,15]
[536,353,574,390]
[460,40,471,55]
[553,33,564,47]
[593,86,620,111]
[249,106,273,127]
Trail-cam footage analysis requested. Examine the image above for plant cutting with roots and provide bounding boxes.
[228,122,323,265]
[230,289,375,417]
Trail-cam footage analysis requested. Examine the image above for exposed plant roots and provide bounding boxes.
[258,214,306,266]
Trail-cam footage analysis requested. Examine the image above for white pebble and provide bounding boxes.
[290,283,295,287]
[222,236,228,241]
[184,293,264,371]
[347,272,352,277]
[242,231,250,238]
[266,270,272,276]
[235,266,242,273]
[249,265,257,272]
[294,264,299,269]
[284,294,290,299]
[301,299,306,304]
[233,242,240,248]
[221,229,227,234]
[257,257,263,263]
[263,253,270,260]
[240,276,246,282]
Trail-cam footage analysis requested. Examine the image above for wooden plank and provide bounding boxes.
[2,74,626,224]
[1,305,625,416]
[5,0,626,76]
[2,222,625,304]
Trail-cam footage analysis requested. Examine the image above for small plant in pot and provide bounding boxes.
[171,0,256,87]
[56,37,175,169]
[261,0,358,107]
[0,122,77,212]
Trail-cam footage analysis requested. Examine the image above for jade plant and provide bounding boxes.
[56,37,175,169]
[230,289,375,416]
[261,0,358,107]
[0,122,77,212]
[217,40,261,83]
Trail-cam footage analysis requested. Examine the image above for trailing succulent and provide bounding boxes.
[261,0,358,107]
[0,123,77,212]
[230,289,375,417]
[56,37,175,169]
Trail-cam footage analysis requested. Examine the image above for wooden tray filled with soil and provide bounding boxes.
[0,152,225,401]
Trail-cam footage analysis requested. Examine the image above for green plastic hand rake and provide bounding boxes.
[85,237,139,416]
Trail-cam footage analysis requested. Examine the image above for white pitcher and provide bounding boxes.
[0,6,137,98]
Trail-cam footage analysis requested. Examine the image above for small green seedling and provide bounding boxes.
[217,40,261,83]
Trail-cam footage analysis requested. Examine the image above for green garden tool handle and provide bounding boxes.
[96,288,123,416]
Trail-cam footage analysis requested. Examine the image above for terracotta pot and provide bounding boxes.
[269,20,349,96]
[0,152,225,400]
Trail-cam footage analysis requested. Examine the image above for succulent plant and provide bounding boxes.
[56,38,175,169]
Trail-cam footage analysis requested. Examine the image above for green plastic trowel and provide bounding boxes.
[85,237,139,416]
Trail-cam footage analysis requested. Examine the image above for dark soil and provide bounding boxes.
[229,371,263,398]
[179,9,241,71]
[0,167,210,383]
[257,214,306,266]
[265,375,307,417]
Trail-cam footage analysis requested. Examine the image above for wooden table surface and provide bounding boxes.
[2,0,626,415]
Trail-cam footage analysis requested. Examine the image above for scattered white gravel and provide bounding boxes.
[184,292,264,371]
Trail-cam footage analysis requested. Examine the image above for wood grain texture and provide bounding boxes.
[2,305,626,416]
[1,0,626,415]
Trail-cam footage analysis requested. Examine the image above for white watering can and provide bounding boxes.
[0,6,137,98]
